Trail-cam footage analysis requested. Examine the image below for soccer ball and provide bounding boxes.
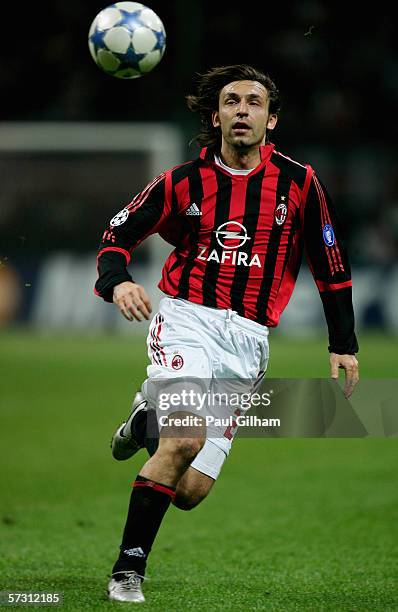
[88,2,166,79]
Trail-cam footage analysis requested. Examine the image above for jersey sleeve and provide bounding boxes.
[303,171,359,354]
[95,173,170,302]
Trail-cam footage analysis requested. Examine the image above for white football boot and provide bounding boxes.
[108,570,145,603]
[111,392,147,461]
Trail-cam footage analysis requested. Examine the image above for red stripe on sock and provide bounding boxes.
[133,479,176,500]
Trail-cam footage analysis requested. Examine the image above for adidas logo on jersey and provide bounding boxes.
[186,203,202,216]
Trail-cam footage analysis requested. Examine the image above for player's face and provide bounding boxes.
[212,80,278,149]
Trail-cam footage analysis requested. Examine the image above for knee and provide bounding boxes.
[173,437,205,463]
[173,471,213,511]
[173,489,207,511]
[159,436,205,466]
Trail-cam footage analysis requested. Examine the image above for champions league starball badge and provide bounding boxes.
[110,208,129,227]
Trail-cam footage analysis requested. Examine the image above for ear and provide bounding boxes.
[267,114,278,131]
[212,110,220,128]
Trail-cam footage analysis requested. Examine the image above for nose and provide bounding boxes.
[236,99,249,116]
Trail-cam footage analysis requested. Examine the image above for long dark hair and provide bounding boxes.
[186,64,281,149]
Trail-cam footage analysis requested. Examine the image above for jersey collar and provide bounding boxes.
[200,143,275,165]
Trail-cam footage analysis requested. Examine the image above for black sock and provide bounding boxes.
[112,475,175,578]
[132,409,159,457]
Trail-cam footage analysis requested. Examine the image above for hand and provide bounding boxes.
[113,281,152,322]
[330,353,359,398]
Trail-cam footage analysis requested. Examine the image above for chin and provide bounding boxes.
[234,139,254,151]
[230,136,249,147]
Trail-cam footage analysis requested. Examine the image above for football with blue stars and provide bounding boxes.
[88,2,166,79]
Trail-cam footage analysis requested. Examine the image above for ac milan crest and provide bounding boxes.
[171,354,184,370]
[275,201,287,226]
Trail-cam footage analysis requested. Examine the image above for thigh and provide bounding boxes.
[189,438,227,480]
[145,298,213,380]
[143,301,213,411]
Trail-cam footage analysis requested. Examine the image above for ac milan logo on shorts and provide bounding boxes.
[171,354,184,370]
[275,201,287,226]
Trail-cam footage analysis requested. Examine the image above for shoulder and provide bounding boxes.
[140,158,203,195]
[271,148,313,190]
[165,158,203,186]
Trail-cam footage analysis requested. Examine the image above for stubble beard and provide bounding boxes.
[230,133,263,153]
[234,139,251,151]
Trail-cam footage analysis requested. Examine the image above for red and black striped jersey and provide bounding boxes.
[95,143,358,354]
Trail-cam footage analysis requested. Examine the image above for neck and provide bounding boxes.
[219,142,263,170]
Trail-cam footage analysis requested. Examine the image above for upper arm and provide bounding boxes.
[303,171,352,289]
[98,172,171,256]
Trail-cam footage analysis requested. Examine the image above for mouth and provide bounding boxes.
[232,122,251,133]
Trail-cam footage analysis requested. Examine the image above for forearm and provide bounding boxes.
[95,249,133,302]
[320,287,358,354]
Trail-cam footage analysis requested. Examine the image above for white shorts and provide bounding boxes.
[142,297,269,479]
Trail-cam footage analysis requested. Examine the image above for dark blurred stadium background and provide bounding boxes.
[1,5,397,608]
[0,0,397,334]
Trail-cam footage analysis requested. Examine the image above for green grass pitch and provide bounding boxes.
[0,331,397,610]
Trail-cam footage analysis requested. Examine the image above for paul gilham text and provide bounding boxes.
[159,415,281,428]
